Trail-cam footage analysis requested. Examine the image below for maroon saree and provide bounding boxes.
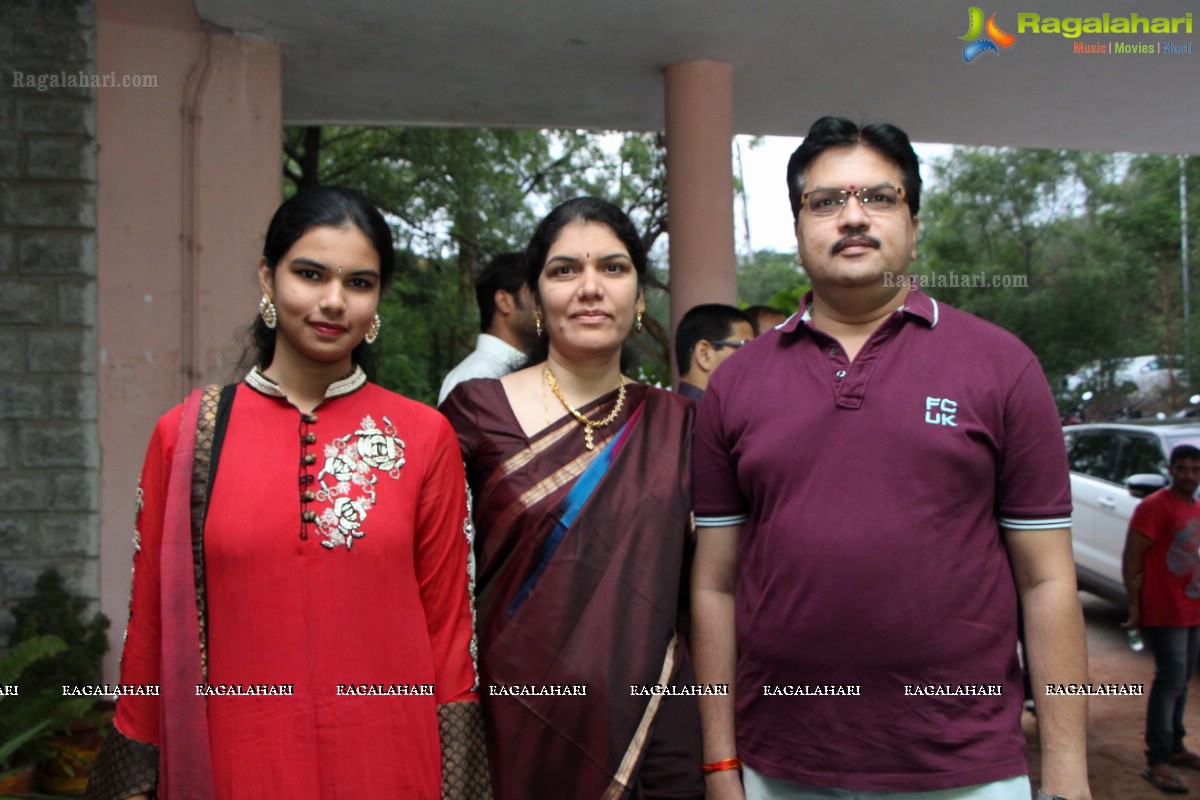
[441,380,702,800]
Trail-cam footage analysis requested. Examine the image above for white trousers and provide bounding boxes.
[742,766,1032,800]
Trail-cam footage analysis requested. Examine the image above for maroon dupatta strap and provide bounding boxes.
[158,388,216,799]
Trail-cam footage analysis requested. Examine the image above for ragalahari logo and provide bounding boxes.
[960,7,1016,62]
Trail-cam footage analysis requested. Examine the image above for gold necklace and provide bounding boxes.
[544,365,626,451]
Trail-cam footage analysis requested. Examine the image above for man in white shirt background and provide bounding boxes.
[438,252,538,404]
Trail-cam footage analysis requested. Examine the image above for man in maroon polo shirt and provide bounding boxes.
[690,116,1091,800]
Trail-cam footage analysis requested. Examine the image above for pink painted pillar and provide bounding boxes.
[96,0,281,680]
[663,60,737,386]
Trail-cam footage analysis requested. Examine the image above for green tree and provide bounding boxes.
[918,148,1136,382]
[738,249,806,307]
[917,146,1200,415]
[1102,154,1200,403]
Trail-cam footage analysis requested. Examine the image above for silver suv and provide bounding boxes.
[1063,423,1200,606]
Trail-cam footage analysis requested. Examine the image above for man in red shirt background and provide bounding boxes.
[1124,444,1200,793]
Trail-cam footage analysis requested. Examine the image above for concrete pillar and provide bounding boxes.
[663,60,737,386]
[96,0,281,679]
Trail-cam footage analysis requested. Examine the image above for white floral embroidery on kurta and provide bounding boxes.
[133,482,145,552]
[463,477,479,689]
[126,478,147,646]
[315,416,405,550]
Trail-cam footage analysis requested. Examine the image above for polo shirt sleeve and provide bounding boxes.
[692,379,750,528]
[995,356,1073,530]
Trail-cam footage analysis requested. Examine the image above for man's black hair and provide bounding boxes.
[786,116,922,222]
[743,305,789,335]
[1170,444,1200,466]
[476,252,527,332]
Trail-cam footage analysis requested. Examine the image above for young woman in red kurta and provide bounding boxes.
[88,187,490,800]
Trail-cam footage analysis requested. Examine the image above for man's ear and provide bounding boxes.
[494,289,516,316]
[694,340,715,373]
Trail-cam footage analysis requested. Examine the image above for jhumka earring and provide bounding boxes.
[635,308,643,334]
[365,314,381,345]
[535,312,543,339]
[259,294,277,329]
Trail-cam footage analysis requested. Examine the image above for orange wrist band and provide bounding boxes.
[702,757,742,774]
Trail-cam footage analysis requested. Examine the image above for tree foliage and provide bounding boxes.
[917,147,1198,413]
[737,249,804,306]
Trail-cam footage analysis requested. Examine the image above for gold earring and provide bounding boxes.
[635,308,643,334]
[259,294,277,329]
[535,312,543,339]
[365,314,381,345]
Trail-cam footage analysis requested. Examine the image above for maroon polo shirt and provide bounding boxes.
[693,288,1071,792]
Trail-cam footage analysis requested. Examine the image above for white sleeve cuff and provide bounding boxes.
[695,513,750,528]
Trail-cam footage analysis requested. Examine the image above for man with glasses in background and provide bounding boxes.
[675,303,755,402]
[690,116,1091,800]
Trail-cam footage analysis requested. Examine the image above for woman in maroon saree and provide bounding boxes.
[441,198,704,800]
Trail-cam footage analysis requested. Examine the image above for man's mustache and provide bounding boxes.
[831,234,881,254]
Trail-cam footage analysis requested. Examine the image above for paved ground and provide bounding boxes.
[1024,593,1200,799]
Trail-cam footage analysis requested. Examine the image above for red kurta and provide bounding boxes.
[115,369,479,799]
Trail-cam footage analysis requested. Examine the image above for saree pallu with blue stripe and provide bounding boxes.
[442,380,703,800]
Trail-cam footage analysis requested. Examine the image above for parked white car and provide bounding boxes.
[1063,422,1200,606]
[1064,355,1183,396]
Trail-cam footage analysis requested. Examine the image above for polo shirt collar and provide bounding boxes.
[897,286,938,327]
[781,286,939,335]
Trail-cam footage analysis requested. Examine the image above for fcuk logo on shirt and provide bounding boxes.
[925,397,958,427]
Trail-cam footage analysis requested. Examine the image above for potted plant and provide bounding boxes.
[6,569,111,795]
[0,633,94,793]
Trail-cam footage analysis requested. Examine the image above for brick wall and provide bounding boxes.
[0,0,99,638]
